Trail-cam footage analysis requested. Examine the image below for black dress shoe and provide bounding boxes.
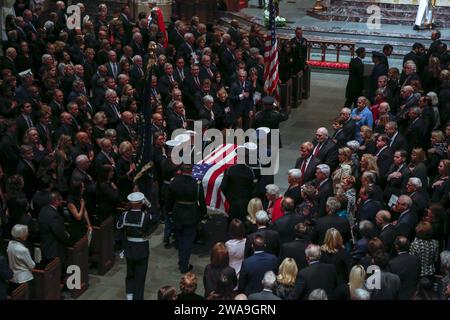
[413,25,420,31]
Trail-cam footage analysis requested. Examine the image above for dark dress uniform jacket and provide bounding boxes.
[167,174,207,226]
[117,209,153,259]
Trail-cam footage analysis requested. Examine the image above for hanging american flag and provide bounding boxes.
[192,144,240,213]
[264,0,279,96]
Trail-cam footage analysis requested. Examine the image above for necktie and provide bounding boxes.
[180,70,184,80]
[169,75,174,83]
[26,116,33,128]
[195,77,200,88]
[313,142,322,156]
[300,159,307,176]
[112,103,120,117]
[207,68,213,78]
[210,110,215,121]
[113,63,117,78]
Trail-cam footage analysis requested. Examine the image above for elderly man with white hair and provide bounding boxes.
[292,244,338,300]
[340,107,356,141]
[312,197,351,245]
[284,169,302,205]
[393,195,418,241]
[248,271,281,300]
[406,177,429,220]
[313,127,339,170]
[244,210,280,258]
[7,224,35,297]
[315,164,334,217]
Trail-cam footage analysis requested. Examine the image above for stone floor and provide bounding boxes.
[77,71,347,300]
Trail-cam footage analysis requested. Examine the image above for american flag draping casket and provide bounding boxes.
[192,144,241,214]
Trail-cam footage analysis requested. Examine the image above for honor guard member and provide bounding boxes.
[161,139,183,248]
[166,161,207,273]
[291,27,308,74]
[116,192,153,300]
[254,96,288,147]
[221,143,258,222]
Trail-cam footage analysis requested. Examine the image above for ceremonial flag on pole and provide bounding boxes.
[264,0,279,96]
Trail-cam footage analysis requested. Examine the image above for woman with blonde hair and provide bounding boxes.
[358,126,377,156]
[332,147,353,193]
[92,111,107,145]
[275,257,298,300]
[349,265,366,298]
[116,141,136,201]
[320,228,352,284]
[245,198,263,234]
[360,153,379,178]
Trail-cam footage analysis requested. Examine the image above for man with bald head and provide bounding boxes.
[54,112,75,143]
[294,141,321,184]
[312,127,339,171]
[271,197,303,244]
[376,210,396,253]
[71,131,95,161]
[116,111,137,144]
[392,195,418,241]
[388,236,420,300]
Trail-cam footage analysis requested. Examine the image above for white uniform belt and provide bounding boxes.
[127,237,148,242]
[163,180,171,184]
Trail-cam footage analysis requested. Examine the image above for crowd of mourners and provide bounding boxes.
[0,0,449,301]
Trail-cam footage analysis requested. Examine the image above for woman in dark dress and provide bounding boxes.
[213,88,234,130]
[116,141,136,202]
[279,41,294,84]
[275,257,298,300]
[358,126,377,157]
[203,242,237,298]
[92,111,107,147]
[67,181,92,243]
[95,164,120,223]
[177,272,204,300]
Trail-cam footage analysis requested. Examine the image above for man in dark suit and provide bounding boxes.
[244,211,280,258]
[314,164,334,217]
[167,101,187,135]
[313,127,339,171]
[388,236,420,300]
[294,141,321,185]
[345,47,365,108]
[16,145,38,201]
[375,134,394,177]
[53,112,75,144]
[1,47,18,76]
[173,57,188,85]
[404,107,427,150]
[15,101,34,143]
[312,197,351,245]
[392,195,418,241]
[182,64,202,118]
[406,177,429,220]
[229,69,254,129]
[38,192,72,268]
[355,185,383,225]
[116,111,137,145]
[402,43,426,77]
[169,21,185,48]
[293,244,338,300]
[383,150,410,201]
[375,210,396,254]
[290,27,308,75]
[157,63,177,104]
[271,198,303,245]
[340,107,356,142]
[94,138,116,173]
[368,250,401,300]
[199,54,217,82]
[130,55,145,94]
[178,33,197,65]
[279,223,310,270]
[385,121,409,152]
[248,271,281,300]
[102,89,122,129]
[238,235,278,296]
[106,50,121,80]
